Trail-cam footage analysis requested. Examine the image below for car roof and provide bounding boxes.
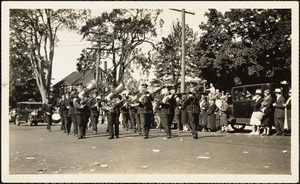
[17,102,43,105]
[232,83,288,89]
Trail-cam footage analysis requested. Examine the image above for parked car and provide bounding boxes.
[228,83,289,130]
[15,102,45,126]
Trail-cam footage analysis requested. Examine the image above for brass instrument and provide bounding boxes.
[73,97,86,109]
[101,98,122,111]
[162,93,173,104]
[101,82,126,111]
[78,79,97,99]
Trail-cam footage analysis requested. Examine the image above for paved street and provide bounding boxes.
[9,122,291,175]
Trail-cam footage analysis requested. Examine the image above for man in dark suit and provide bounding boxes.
[137,84,153,139]
[62,92,72,135]
[182,92,200,139]
[88,91,100,133]
[57,95,66,132]
[156,86,176,138]
[273,88,286,136]
[42,99,53,132]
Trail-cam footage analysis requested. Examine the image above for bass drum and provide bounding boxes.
[52,112,61,123]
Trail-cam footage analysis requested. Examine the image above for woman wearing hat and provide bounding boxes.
[249,89,263,135]
[260,89,273,136]
[273,88,286,136]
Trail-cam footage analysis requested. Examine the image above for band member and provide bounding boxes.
[69,89,79,137]
[88,91,100,133]
[182,92,200,139]
[181,94,190,131]
[57,95,66,132]
[73,95,88,139]
[173,95,183,131]
[157,86,176,138]
[128,92,141,133]
[42,99,53,132]
[273,88,286,136]
[120,93,130,131]
[137,84,154,139]
[62,92,72,135]
[102,96,122,139]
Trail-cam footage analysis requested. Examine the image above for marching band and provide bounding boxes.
[53,81,233,140]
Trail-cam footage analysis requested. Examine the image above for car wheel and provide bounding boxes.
[231,124,246,130]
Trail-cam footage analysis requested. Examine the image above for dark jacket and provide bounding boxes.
[137,92,153,114]
[157,95,176,115]
[252,96,263,112]
[274,95,286,118]
[42,103,53,115]
[88,98,99,116]
[182,94,200,114]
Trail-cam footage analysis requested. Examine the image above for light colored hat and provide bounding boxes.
[274,88,282,93]
[264,89,270,94]
[255,89,262,95]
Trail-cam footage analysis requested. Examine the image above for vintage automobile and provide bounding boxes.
[15,102,45,126]
[228,83,289,130]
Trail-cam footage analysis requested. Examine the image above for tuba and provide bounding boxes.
[101,82,126,111]
[78,79,97,99]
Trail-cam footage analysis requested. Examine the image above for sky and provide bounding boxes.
[51,8,214,85]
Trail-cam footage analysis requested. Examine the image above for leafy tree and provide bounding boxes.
[80,9,163,88]
[9,35,41,107]
[152,20,198,90]
[10,9,90,103]
[192,9,291,90]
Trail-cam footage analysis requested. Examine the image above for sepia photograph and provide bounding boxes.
[1,1,299,183]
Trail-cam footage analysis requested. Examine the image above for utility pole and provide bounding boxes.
[170,9,195,93]
[87,31,112,88]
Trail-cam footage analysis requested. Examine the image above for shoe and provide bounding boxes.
[108,137,114,139]
[139,132,142,135]
[282,133,287,136]
[273,133,282,136]
[193,135,198,139]
[167,135,171,139]
[116,136,119,138]
[64,131,66,133]
[78,136,83,139]
[144,135,148,139]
